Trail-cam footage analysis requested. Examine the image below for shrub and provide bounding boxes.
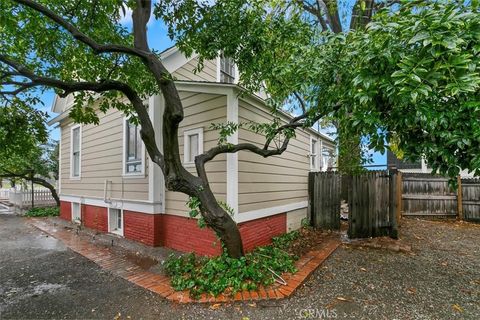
[25,207,59,217]
[164,231,299,299]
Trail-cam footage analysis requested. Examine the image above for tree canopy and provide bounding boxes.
[160,0,480,177]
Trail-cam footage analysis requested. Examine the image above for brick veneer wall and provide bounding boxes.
[238,213,287,252]
[58,201,288,256]
[59,201,72,221]
[159,214,222,256]
[82,205,108,232]
[124,210,162,246]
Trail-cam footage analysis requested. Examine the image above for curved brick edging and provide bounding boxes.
[29,218,340,304]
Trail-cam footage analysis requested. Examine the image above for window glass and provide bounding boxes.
[72,127,80,177]
[126,120,142,173]
[220,55,235,83]
[188,134,199,162]
[311,139,317,169]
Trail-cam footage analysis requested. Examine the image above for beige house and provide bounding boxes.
[48,47,335,255]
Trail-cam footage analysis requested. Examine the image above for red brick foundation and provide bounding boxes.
[124,211,162,246]
[159,214,222,256]
[82,205,108,232]
[59,201,288,256]
[59,201,72,221]
[239,213,287,252]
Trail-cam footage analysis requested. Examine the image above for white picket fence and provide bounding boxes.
[0,188,9,200]
[9,189,56,208]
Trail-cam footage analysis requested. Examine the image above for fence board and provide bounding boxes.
[401,173,457,217]
[462,178,480,222]
[309,172,341,230]
[348,171,398,239]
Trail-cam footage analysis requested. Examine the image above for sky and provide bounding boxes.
[37,2,386,167]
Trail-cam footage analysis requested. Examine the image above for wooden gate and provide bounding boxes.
[347,171,399,239]
[309,170,400,238]
[462,179,480,222]
[308,172,341,230]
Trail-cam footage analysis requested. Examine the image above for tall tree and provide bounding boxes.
[297,0,400,174]
[0,0,316,257]
[0,102,60,204]
[2,0,478,258]
[159,0,480,176]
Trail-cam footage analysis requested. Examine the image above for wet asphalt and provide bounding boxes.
[1,214,479,320]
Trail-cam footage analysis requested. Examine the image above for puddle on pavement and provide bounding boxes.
[1,282,68,312]
[124,252,158,270]
[32,283,66,295]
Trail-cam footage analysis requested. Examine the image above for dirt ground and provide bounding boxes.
[1,213,479,319]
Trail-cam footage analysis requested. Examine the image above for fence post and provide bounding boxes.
[396,171,403,224]
[389,169,399,239]
[308,172,315,226]
[457,176,463,220]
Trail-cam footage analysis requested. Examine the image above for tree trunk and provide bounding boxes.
[337,125,364,175]
[197,190,244,258]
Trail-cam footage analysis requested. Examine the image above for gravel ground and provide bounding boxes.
[1,214,479,320]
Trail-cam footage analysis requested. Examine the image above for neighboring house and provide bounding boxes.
[387,151,473,178]
[48,47,336,255]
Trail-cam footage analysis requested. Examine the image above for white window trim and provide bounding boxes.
[71,202,81,224]
[183,128,204,167]
[122,116,146,178]
[216,55,239,84]
[309,136,320,171]
[70,124,82,180]
[108,207,124,236]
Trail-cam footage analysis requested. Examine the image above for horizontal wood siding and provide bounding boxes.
[172,57,217,82]
[237,99,328,214]
[60,107,149,201]
[165,92,227,216]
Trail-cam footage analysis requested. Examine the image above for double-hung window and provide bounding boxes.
[124,119,143,175]
[183,128,204,166]
[219,55,236,83]
[70,125,81,178]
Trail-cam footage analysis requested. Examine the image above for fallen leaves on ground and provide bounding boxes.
[209,303,221,310]
[452,304,464,313]
[336,296,351,302]
[407,287,416,295]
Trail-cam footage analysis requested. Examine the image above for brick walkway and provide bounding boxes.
[29,218,340,304]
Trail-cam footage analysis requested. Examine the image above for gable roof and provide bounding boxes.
[50,46,198,113]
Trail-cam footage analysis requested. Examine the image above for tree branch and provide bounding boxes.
[0,54,165,170]
[13,0,149,59]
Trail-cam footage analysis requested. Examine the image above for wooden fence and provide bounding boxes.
[347,171,399,239]
[309,170,399,239]
[308,170,479,240]
[9,189,56,208]
[400,173,480,222]
[461,179,480,222]
[0,188,9,200]
[308,172,341,230]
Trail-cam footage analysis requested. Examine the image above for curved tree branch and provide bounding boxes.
[13,0,150,59]
[0,54,165,171]
[0,170,60,206]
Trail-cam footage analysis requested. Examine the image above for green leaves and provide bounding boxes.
[164,230,299,299]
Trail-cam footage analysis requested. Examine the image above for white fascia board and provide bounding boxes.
[236,201,308,223]
[60,194,163,214]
